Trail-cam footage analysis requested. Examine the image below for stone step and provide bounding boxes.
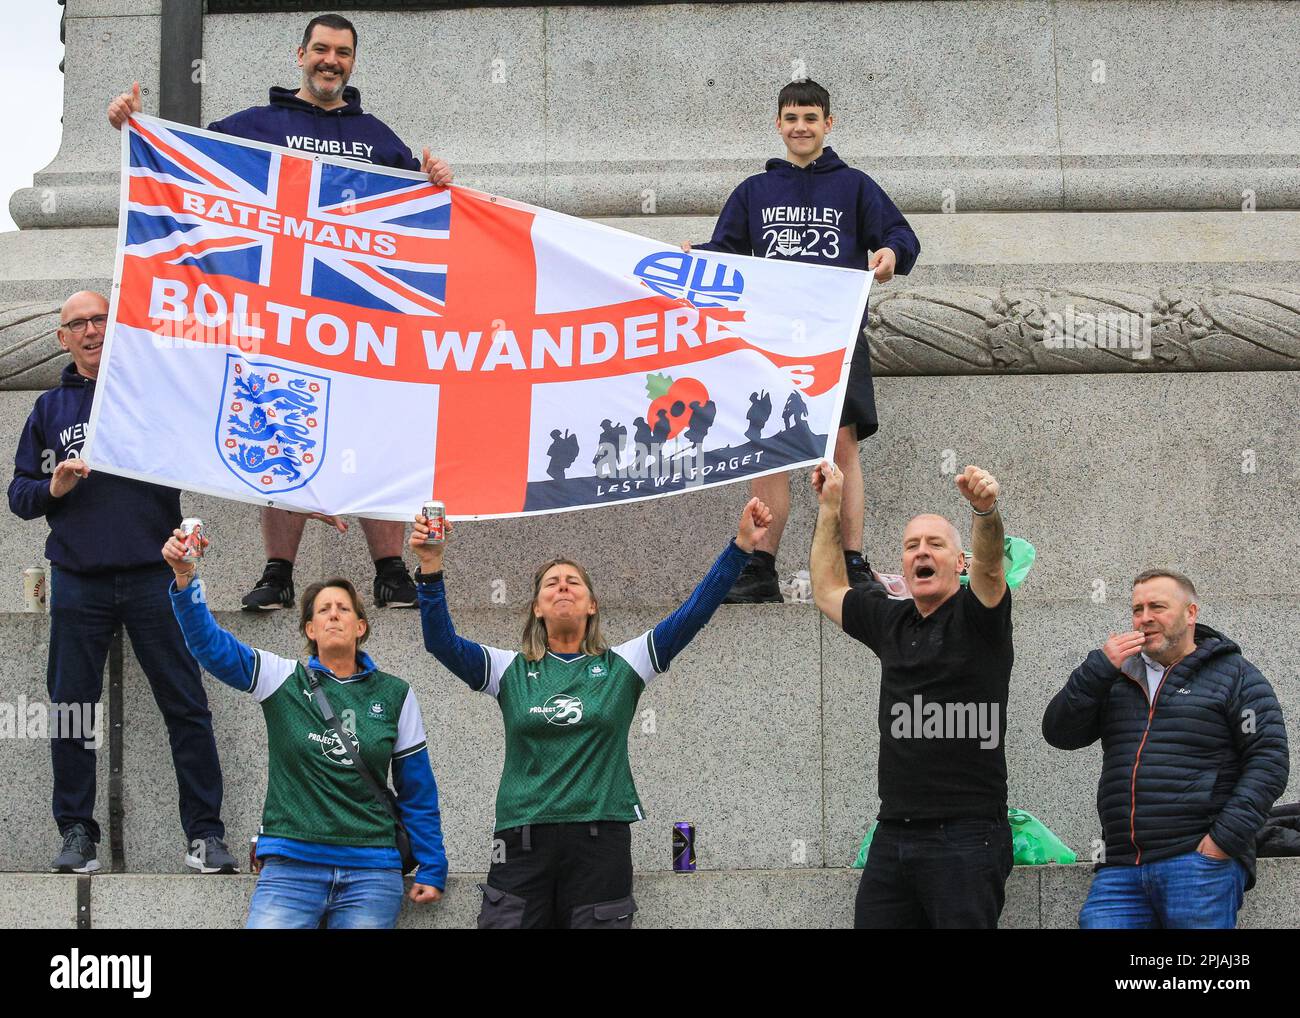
[4,860,1298,929]
[1,366,1297,614]
[2,603,1295,878]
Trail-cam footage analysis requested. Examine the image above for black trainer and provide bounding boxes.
[723,556,783,604]
[51,824,100,874]
[374,561,418,609]
[241,561,294,611]
[184,835,239,874]
[845,552,886,595]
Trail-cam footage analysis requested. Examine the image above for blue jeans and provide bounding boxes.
[1080,850,1247,929]
[247,858,405,929]
[48,564,223,843]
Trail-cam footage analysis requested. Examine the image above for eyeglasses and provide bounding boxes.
[60,314,108,335]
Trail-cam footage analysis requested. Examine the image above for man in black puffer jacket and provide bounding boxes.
[1043,570,1288,928]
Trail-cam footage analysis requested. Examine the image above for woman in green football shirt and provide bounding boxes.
[163,529,447,928]
[413,498,770,928]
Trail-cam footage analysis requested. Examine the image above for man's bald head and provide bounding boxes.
[901,513,966,610]
[60,290,108,320]
[58,291,109,380]
[905,513,962,551]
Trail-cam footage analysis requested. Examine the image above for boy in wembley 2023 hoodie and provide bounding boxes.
[690,79,920,603]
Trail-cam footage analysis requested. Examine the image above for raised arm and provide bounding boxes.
[956,465,1007,609]
[650,498,768,668]
[810,461,851,627]
[410,516,502,692]
[163,529,257,691]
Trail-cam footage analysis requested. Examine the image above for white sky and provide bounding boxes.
[0,3,66,233]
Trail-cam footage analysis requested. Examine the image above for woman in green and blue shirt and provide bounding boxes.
[164,529,447,928]
[412,498,770,928]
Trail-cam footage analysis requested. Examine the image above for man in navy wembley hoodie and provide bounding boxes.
[8,291,234,875]
[107,12,454,615]
[688,79,920,605]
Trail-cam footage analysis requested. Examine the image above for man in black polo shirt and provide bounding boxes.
[810,460,1013,928]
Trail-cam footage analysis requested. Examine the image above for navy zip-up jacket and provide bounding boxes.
[209,86,419,170]
[1043,624,1289,890]
[9,364,183,573]
[696,146,919,293]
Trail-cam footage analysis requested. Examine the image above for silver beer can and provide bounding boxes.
[23,566,46,612]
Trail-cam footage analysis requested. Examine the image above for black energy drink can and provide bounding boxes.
[672,821,696,872]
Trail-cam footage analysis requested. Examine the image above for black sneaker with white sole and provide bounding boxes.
[51,824,100,874]
[722,556,784,604]
[241,561,294,611]
[374,560,418,609]
[184,836,239,874]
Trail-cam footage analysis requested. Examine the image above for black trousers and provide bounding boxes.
[477,822,636,929]
[854,817,1014,929]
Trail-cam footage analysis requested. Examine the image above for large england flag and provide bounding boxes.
[85,115,872,519]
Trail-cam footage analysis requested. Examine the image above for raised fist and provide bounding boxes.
[956,465,999,514]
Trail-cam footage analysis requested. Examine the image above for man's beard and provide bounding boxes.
[305,65,347,102]
[1148,619,1188,660]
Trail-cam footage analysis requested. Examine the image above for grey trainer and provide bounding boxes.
[51,824,100,874]
[184,835,239,874]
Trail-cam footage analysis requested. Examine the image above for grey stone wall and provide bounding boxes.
[11,0,1300,230]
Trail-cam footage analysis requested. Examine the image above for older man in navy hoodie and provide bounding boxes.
[9,291,234,875]
[108,12,454,614]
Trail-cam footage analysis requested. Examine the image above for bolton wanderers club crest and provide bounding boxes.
[218,354,330,495]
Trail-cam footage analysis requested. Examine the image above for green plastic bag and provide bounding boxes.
[851,808,1075,868]
[960,536,1036,590]
[852,822,877,868]
[1008,808,1076,865]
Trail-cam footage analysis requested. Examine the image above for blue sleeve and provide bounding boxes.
[652,540,750,669]
[694,183,752,254]
[417,577,490,691]
[392,748,448,890]
[859,175,919,276]
[8,406,54,520]
[376,121,420,171]
[395,140,420,172]
[168,578,257,691]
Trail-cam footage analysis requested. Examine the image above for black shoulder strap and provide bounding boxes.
[306,670,400,823]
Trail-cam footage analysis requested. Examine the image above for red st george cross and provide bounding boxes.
[116,118,844,516]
